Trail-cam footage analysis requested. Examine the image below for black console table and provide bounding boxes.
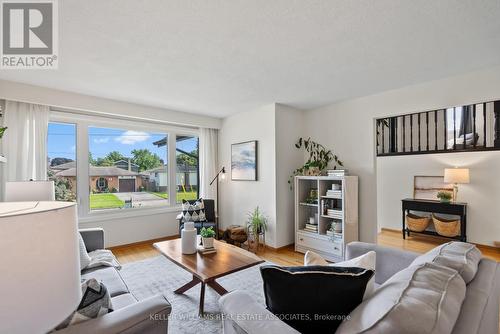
[401,198,467,242]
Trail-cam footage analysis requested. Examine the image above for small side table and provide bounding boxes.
[402,198,467,242]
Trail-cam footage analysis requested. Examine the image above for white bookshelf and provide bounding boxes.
[294,175,358,262]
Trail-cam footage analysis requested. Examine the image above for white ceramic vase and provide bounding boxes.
[181,222,197,254]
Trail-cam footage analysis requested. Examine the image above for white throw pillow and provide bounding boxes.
[304,250,376,300]
[78,233,91,270]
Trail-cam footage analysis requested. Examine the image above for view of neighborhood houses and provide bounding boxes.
[47,123,199,211]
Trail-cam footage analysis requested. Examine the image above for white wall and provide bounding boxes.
[275,104,304,247]
[218,104,278,247]
[304,65,500,245]
[80,211,180,247]
[218,103,306,249]
[377,152,500,245]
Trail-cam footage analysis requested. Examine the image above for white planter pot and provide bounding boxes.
[202,237,214,248]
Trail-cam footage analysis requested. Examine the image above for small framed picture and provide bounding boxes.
[231,140,257,181]
[413,175,453,200]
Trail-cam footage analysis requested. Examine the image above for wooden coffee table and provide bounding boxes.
[154,238,264,314]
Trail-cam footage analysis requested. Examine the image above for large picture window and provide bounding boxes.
[176,135,199,203]
[47,122,77,202]
[88,126,169,211]
[48,112,199,218]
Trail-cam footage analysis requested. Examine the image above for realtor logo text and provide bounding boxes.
[1,0,58,69]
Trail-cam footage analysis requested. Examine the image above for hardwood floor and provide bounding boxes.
[111,230,500,265]
[378,228,500,261]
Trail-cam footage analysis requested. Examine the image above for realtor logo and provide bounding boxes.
[1,0,58,69]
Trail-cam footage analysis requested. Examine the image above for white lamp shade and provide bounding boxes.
[4,181,55,201]
[444,168,470,184]
[0,202,81,334]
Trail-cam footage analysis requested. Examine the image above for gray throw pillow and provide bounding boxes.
[409,241,482,283]
[336,262,466,334]
[53,278,113,330]
[78,233,91,271]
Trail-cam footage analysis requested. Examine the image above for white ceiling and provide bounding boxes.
[1,0,500,118]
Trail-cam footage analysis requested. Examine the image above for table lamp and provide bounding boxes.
[0,201,81,334]
[444,168,470,202]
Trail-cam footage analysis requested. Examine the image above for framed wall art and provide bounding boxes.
[231,140,257,181]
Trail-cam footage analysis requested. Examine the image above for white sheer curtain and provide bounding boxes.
[199,128,218,201]
[2,100,49,182]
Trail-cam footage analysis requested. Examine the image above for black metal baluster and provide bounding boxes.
[410,115,413,152]
[473,105,476,148]
[444,109,447,150]
[462,106,468,149]
[418,113,421,151]
[426,111,429,151]
[381,119,385,154]
[395,117,398,153]
[453,107,457,150]
[434,110,438,151]
[483,103,487,147]
[402,116,406,152]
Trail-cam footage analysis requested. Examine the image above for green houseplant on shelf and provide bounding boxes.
[247,206,267,252]
[200,227,216,248]
[288,137,343,189]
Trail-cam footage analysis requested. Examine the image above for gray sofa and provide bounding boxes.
[219,241,500,334]
[56,228,172,334]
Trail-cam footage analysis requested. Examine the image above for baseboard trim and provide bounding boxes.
[108,235,179,250]
[265,243,294,251]
[380,228,499,251]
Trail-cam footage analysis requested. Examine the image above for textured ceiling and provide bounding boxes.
[1,0,500,117]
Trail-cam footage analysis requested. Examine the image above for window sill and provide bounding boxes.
[78,205,182,224]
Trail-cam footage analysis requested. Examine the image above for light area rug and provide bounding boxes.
[119,255,268,334]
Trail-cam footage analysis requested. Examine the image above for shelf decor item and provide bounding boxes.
[437,191,452,203]
[406,213,431,232]
[444,168,470,202]
[305,188,319,204]
[231,141,257,181]
[432,214,460,237]
[288,137,343,189]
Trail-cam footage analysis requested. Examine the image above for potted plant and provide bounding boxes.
[200,227,216,248]
[247,207,267,251]
[288,137,343,189]
[437,191,452,203]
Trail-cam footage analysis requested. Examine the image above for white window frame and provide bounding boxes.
[49,109,200,223]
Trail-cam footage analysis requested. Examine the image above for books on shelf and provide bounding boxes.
[326,209,343,218]
[304,224,318,232]
[326,190,342,197]
[198,246,217,255]
[326,230,343,239]
[327,169,348,176]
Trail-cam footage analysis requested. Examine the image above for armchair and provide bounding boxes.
[177,199,217,235]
